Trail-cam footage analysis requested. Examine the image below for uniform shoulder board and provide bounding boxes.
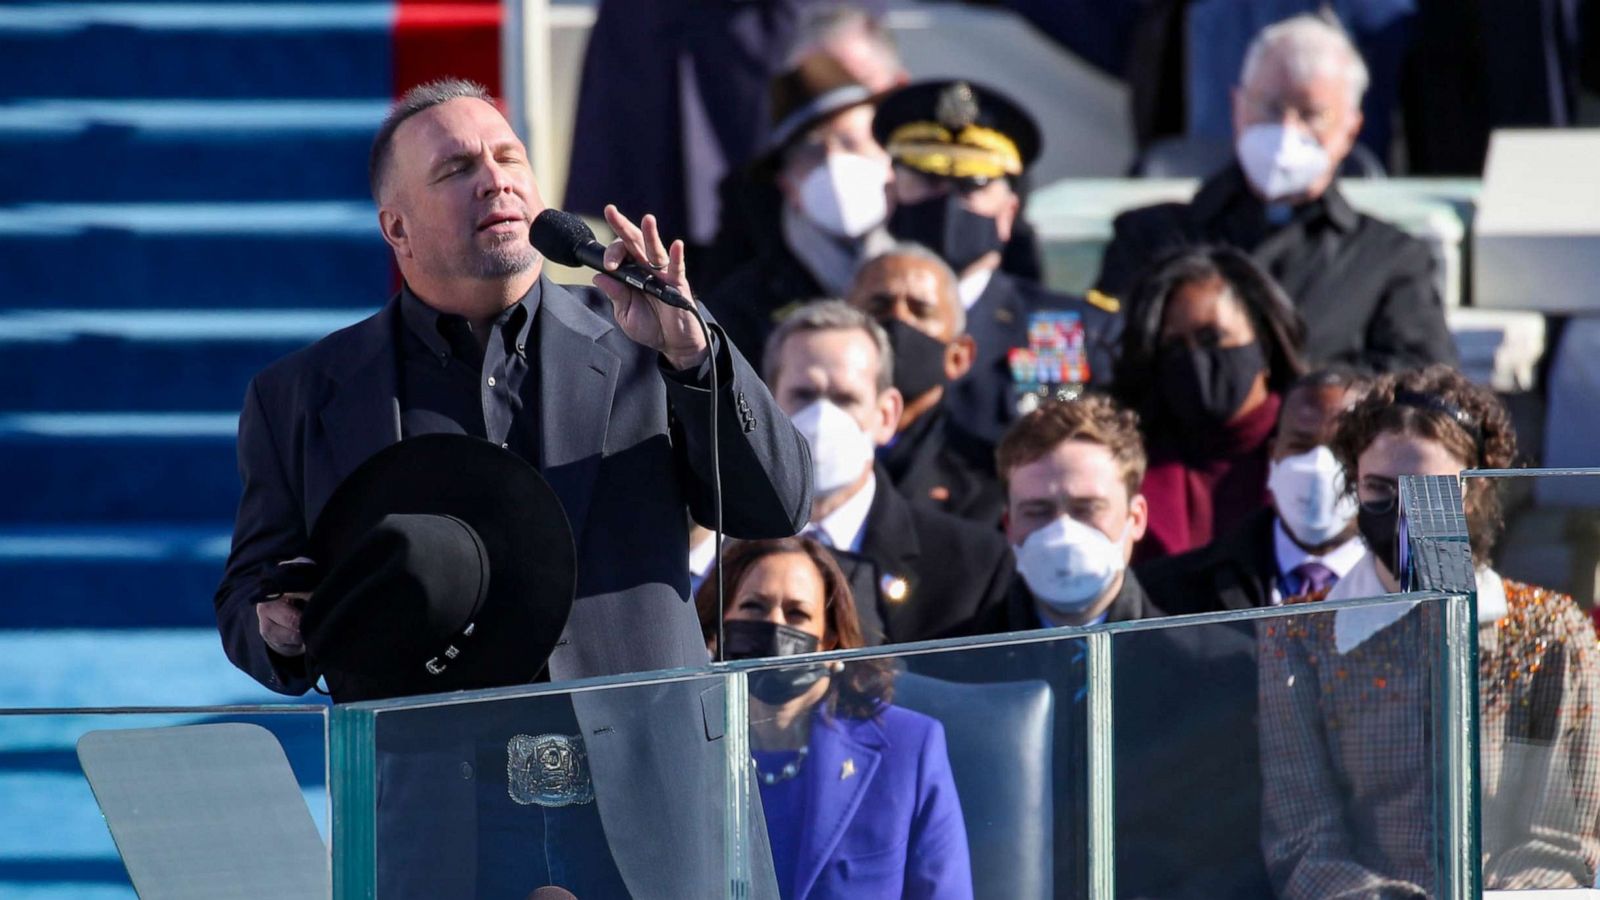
[1084,289,1120,314]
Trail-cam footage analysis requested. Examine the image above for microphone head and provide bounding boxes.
[526,888,578,900]
[529,209,596,268]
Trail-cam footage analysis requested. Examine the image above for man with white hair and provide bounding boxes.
[1097,14,1456,373]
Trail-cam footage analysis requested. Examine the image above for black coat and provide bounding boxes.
[948,270,1123,447]
[827,467,1015,646]
[1135,506,1279,616]
[880,404,1004,527]
[700,241,822,378]
[215,276,810,899]
[1095,165,1457,372]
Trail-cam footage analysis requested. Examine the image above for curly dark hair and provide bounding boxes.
[695,536,895,718]
[1113,245,1308,432]
[1330,364,1518,561]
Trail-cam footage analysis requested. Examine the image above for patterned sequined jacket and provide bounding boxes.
[1258,565,1600,898]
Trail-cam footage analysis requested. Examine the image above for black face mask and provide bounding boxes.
[1357,499,1401,582]
[1157,342,1266,429]
[721,619,826,705]
[882,319,949,403]
[887,194,1003,273]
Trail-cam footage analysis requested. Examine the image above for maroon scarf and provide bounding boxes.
[1136,392,1281,564]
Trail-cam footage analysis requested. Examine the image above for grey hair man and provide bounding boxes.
[1096,15,1456,373]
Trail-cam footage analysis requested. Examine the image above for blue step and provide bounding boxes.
[0,203,392,308]
[0,101,384,202]
[0,526,231,626]
[0,415,239,522]
[0,310,369,410]
[0,5,392,100]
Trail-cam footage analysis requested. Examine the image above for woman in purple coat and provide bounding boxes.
[698,536,974,900]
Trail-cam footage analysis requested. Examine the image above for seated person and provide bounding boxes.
[703,51,894,373]
[1259,365,1600,896]
[847,243,1003,524]
[1096,15,1455,372]
[1115,245,1307,562]
[697,536,974,900]
[987,394,1160,630]
[874,79,1123,446]
[1139,366,1371,614]
[763,301,1015,644]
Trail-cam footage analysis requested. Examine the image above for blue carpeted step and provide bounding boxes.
[0,415,240,523]
[0,5,392,100]
[0,525,232,626]
[0,101,385,202]
[0,203,391,309]
[0,310,369,410]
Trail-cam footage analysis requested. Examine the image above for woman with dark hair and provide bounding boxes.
[1259,365,1600,896]
[696,537,973,900]
[1114,245,1307,560]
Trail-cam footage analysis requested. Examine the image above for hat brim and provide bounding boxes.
[306,433,576,702]
[753,85,894,175]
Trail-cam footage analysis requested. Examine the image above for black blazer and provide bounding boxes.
[829,467,1015,646]
[1095,165,1457,373]
[215,276,810,899]
[1135,506,1279,616]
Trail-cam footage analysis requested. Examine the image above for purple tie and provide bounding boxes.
[1289,561,1338,597]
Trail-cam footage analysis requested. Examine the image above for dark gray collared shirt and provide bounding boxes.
[398,282,543,466]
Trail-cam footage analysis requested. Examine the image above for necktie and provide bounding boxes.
[1288,561,1337,598]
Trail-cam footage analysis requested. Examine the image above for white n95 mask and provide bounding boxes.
[1014,515,1129,615]
[797,153,889,239]
[790,400,876,496]
[1235,123,1331,203]
[1267,445,1358,547]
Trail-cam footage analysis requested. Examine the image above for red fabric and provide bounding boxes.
[393,2,502,99]
[1136,392,1282,563]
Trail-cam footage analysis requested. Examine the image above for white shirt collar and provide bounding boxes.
[1271,518,1367,604]
[957,267,994,311]
[1330,554,1509,654]
[689,532,718,579]
[812,473,877,553]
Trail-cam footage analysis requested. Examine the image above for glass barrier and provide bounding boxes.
[0,706,328,900]
[1463,469,1600,893]
[329,592,1472,900]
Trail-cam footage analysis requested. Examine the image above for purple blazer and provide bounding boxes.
[771,704,973,900]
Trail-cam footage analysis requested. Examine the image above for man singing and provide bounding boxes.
[214,79,810,898]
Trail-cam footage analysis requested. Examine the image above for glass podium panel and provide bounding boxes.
[1463,469,1600,894]
[1110,595,1468,900]
[0,706,328,900]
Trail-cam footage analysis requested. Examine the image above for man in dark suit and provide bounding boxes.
[1095,15,1455,373]
[1137,367,1371,614]
[214,80,810,898]
[762,300,1014,645]
[846,243,1003,525]
[875,80,1124,447]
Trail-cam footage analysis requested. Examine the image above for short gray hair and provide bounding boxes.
[763,300,895,393]
[1239,14,1369,111]
[855,242,965,336]
[369,78,494,200]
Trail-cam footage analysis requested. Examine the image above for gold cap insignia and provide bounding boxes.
[1085,289,1121,314]
[936,82,980,131]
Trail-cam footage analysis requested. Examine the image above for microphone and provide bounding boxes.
[530,209,695,312]
[526,888,578,900]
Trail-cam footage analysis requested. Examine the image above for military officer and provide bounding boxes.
[875,79,1123,447]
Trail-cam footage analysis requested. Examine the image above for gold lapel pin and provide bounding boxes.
[840,758,857,781]
[880,574,910,605]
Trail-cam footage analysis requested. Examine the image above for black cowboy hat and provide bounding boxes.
[300,433,576,703]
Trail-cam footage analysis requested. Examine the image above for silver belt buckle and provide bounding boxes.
[506,733,594,807]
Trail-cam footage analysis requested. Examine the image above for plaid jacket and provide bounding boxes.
[1258,578,1600,898]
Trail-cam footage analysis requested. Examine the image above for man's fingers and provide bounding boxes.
[667,239,690,295]
[602,204,650,269]
[642,215,670,269]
